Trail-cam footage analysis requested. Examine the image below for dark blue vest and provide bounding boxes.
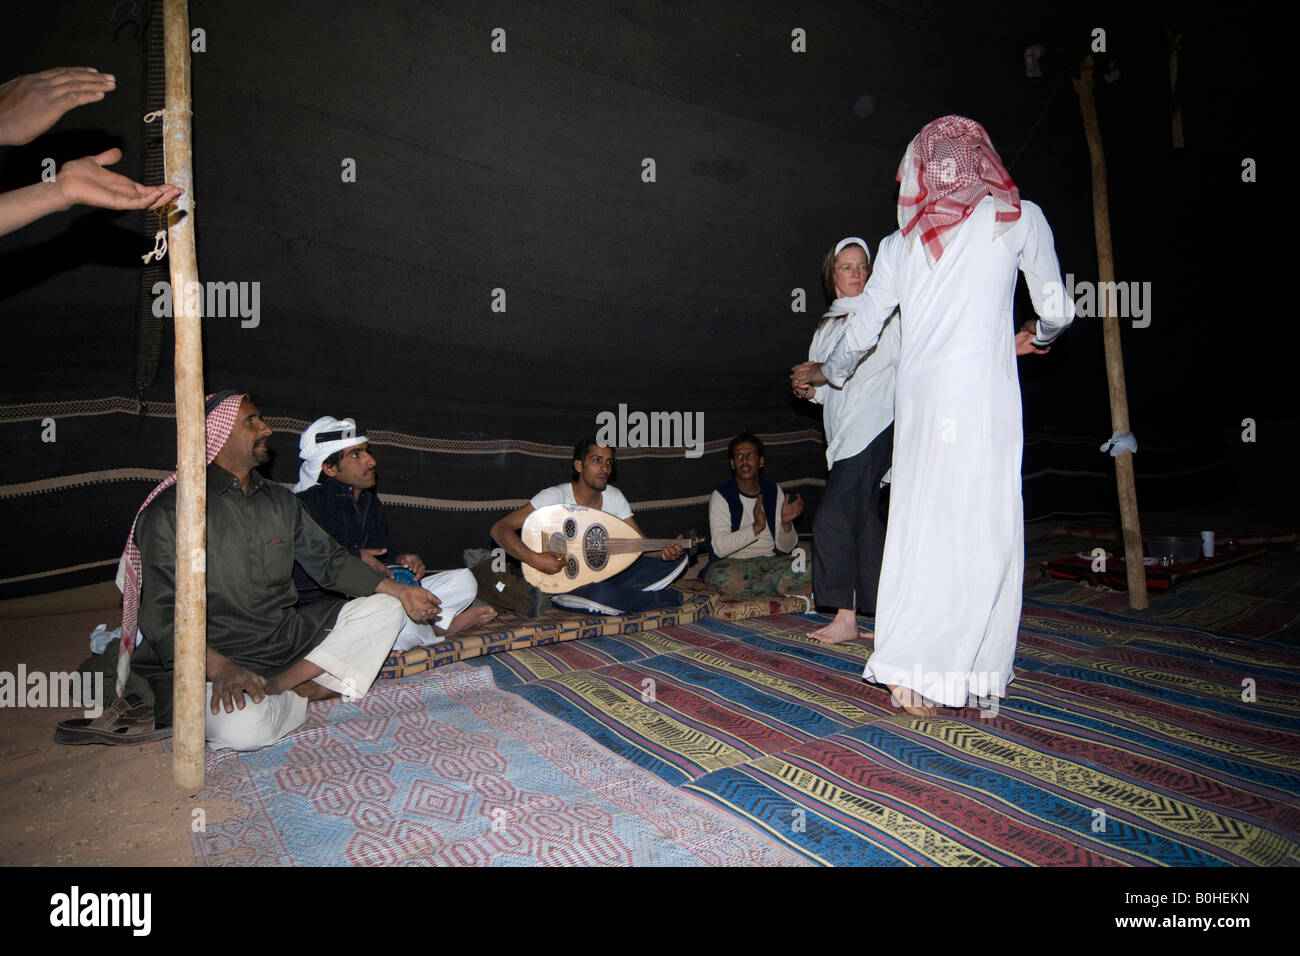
[710,477,788,561]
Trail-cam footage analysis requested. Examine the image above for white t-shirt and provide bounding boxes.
[530,482,633,520]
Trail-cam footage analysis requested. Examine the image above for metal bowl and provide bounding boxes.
[1143,535,1202,564]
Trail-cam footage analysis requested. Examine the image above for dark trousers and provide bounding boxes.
[570,554,686,613]
[812,424,893,614]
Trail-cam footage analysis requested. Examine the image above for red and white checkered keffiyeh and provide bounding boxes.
[896,115,1020,267]
[115,392,244,696]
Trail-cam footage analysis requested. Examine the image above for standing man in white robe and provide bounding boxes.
[791,115,1073,716]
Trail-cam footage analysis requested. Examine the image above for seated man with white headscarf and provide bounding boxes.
[112,392,442,753]
[293,416,496,651]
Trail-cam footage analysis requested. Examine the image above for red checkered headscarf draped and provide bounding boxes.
[115,391,245,696]
[896,115,1020,267]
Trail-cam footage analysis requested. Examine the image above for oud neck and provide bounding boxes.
[607,537,695,555]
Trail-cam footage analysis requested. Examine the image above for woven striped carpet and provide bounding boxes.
[467,607,1300,866]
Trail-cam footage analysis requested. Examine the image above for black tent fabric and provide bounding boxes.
[0,1,1272,598]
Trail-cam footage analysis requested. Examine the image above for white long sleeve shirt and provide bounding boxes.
[808,309,900,469]
[708,485,798,560]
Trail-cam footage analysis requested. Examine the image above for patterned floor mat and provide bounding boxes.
[192,666,808,866]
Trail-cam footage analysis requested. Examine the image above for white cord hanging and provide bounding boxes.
[1099,431,1138,456]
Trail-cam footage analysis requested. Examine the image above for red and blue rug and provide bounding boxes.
[470,608,1300,865]
[194,599,1300,866]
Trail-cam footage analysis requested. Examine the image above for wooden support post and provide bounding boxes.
[1167,30,1185,150]
[163,0,206,788]
[1072,56,1149,610]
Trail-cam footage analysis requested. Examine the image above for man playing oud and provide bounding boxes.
[490,437,687,615]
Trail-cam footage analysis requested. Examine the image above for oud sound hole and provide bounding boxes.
[584,524,609,571]
[563,518,578,539]
[565,556,579,578]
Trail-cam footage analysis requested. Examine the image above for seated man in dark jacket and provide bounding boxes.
[293,415,494,649]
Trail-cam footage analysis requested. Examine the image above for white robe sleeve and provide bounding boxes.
[709,490,756,559]
[806,328,828,404]
[821,242,901,388]
[773,486,798,553]
[1018,202,1076,347]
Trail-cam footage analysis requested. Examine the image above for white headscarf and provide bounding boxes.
[834,235,871,261]
[295,415,369,492]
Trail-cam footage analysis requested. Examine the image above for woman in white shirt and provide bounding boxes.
[795,237,901,644]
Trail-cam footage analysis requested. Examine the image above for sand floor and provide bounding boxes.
[0,605,206,866]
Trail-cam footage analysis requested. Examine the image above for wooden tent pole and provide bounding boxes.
[1167,30,1185,150]
[163,0,206,788]
[1072,56,1149,610]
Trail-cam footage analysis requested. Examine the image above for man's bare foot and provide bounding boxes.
[264,658,327,697]
[290,679,339,702]
[888,684,939,718]
[810,608,866,644]
[444,605,497,635]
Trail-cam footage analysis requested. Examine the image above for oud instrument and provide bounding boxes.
[520,504,703,593]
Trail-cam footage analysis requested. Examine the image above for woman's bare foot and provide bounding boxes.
[444,605,497,634]
[810,608,866,644]
[888,684,939,717]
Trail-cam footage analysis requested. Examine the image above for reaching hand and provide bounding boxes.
[752,497,767,536]
[1015,330,1050,356]
[360,547,394,578]
[781,492,804,526]
[0,67,116,146]
[56,149,182,212]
